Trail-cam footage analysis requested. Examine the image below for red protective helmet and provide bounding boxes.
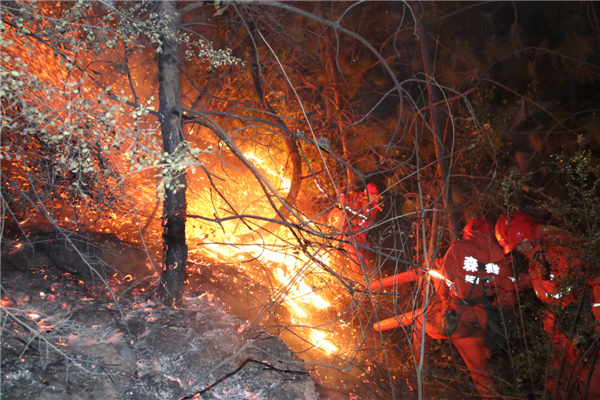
[462,217,495,238]
[495,212,538,254]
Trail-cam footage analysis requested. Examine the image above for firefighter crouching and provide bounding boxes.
[328,183,382,274]
[370,217,518,399]
[496,212,600,399]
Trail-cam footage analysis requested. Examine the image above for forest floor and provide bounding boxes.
[1,236,481,400]
[1,237,318,400]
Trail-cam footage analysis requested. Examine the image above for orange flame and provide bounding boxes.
[4,4,351,357]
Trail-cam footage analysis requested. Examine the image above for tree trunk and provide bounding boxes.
[417,21,461,242]
[155,0,188,306]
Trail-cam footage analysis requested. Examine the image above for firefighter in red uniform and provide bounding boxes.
[495,212,600,399]
[370,217,517,399]
[329,183,382,273]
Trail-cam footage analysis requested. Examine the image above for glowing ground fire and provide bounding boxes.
[2,4,350,359]
[185,149,342,355]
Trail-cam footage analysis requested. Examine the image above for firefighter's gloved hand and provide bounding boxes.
[442,301,458,313]
[439,309,458,338]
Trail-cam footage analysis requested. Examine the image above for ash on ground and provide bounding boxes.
[1,237,319,400]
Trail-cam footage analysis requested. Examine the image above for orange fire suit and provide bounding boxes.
[518,228,600,399]
[371,230,517,399]
[435,229,517,398]
[328,187,380,273]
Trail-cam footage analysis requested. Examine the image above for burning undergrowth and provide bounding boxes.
[0,3,492,399]
[1,240,319,400]
[0,1,381,388]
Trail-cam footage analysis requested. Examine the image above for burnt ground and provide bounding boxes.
[1,237,318,400]
[1,236,489,400]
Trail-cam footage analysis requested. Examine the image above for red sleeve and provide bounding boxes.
[440,246,461,286]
